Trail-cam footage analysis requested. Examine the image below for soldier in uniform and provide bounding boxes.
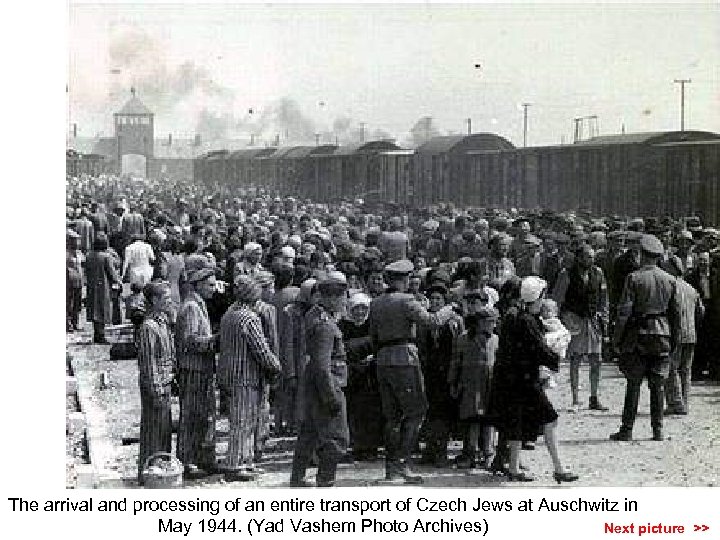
[611,234,680,442]
[368,259,457,484]
[290,271,350,487]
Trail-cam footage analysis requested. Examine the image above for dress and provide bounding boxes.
[123,240,155,287]
[450,331,498,420]
[489,307,560,441]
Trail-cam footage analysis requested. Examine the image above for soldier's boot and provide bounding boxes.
[316,460,338,488]
[611,378,641,441]
[289,460,312,488]
[649,376,665,441]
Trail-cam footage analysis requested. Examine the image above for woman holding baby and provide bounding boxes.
[489,275,579,484]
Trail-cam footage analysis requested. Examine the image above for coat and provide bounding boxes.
[450,332,498,419]
[175,291,215,372]
[489,307,559,440]
[85,249,121,324]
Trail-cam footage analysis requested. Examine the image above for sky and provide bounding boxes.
[68,2,720,147]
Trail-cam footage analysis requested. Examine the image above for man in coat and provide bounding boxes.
[611,234,680,442]
[175,264,218,478]
[368,259,456,484]
[290,271,350,487]
[85,233,122,343]
[137,281,176,484]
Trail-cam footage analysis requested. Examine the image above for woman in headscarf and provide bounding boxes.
[338,292,384,461]
[122,232,155,288]
[85,232,122,343]
[489,276,578,483]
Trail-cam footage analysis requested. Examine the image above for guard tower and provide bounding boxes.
[114,88,154,176]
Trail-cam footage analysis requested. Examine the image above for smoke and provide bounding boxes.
[107,26,234,139]
[407,116,442,147]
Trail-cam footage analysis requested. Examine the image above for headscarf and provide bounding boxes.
[520,276,547,303]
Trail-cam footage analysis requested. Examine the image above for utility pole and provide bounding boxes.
[466,118,472,135]
[359,122,366,143]
[573,118,583,143]
[521,103,531,147]
[673,79,691,131]
[315,133,320,146]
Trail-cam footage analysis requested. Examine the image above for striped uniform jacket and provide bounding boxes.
[175,291,215,371]
[218,303,281,390]
[137,310,175,395]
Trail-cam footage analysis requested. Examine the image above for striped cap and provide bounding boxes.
[234,274,262,303]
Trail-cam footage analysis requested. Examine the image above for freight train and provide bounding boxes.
[193,130,720,225]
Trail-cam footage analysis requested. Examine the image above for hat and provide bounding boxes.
[639,234,665,256]
[524,234,542,246]
[520,276,547,303]
[555,233,570,244]
[677,230,694,243]
[187,266,215,284]
[425,284,448,297]
[233,274,262,303]
[422,219,440,231]
[463,288,489,300]
[297,278,318,304]
[254,271,275,288]
[280,245,296,259]
[66,229,80,239]
[384,259,414,275]
[318,270,348,292]
[476,306,500,320]
[348,292,371,310]
[244,242,262,254]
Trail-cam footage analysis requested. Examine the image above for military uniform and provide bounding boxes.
[290,276,349,487]
[612,235,680,441]
[368,260,455,483]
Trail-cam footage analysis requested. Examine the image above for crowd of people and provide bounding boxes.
[66,173,720,487]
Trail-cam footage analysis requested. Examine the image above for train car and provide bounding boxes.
[226,148,276,190]
[652,138,720,226]
[66,149,107,177]
[464,130,720,224]
[415,134,515,207]
[376,149,415,206]
[281,145,337,198]
[309,140,399,202]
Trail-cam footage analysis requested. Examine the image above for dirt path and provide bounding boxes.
[66,327,719,489]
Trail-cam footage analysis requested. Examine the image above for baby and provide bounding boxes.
[538,298,571,389]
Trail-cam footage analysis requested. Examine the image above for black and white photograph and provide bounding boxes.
[63,2,720,490]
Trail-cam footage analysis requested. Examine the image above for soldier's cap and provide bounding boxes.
[318,270,348,292]
[384,259,414,275]
[66,229,80,239]
[639,234,665,256]
[476,306,500,320]
[625,231,644,245]
[607,230,626,240]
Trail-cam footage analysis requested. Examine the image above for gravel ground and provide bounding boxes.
[66,324,720,489]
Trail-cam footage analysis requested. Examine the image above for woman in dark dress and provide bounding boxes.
[338,292,384,461]
[490,276,578,483]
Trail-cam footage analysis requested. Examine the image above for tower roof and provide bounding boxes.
[116,96,152,115]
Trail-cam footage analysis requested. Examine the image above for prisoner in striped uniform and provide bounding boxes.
[218,275,281,482]
[175,265,218,478]
[137,281,176,485]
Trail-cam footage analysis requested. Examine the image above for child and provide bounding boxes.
[538,298,570,389]
[449,306,499,469]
